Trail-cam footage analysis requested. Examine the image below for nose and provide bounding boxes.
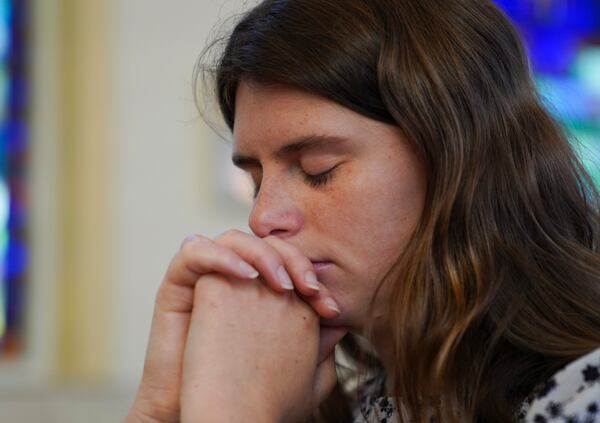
[248,178,304,239]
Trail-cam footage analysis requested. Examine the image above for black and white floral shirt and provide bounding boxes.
[352,347,600,423]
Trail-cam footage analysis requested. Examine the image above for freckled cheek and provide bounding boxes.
[346,174,423,265]
[304,189,351,235]
[304,165,424,266]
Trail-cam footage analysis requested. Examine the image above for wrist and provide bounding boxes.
[125,399,179,423]
[123,410,164,423]
[181,391,281,423]
[183,409,279,423]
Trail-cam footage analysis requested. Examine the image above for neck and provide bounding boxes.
[368,325,396,397]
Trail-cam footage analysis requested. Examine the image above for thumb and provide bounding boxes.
[313,353,338,406]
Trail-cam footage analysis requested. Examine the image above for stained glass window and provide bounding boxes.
[495,0,600,186]
[0,0,27,359]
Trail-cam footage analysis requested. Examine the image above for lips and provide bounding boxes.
[311,260,333,271]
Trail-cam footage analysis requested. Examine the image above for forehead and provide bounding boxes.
[232,81,372,155]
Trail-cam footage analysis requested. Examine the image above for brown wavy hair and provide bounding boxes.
[196,0,600,421]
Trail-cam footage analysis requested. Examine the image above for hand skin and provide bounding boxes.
[180,273,340,423]
[124,232,343,423]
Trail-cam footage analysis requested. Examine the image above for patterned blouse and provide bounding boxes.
[352,347,600,423]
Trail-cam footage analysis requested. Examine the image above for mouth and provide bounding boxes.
[310,260,334,271]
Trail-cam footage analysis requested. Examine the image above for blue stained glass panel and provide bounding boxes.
[0,0,27,360]
[494,0,600,187]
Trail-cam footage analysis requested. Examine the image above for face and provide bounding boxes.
[232,80,426,333]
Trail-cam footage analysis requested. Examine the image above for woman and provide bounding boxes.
[124,0,600,422]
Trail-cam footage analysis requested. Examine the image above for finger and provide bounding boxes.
[260,236,343,319]
[215,229,296,293]
[299,284,342,319]
[262,236,321,297]
[157,235,260,313]
[174,234,260,283]
[313,353,339,407]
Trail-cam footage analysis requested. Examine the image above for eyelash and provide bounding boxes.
[303,166,339,188]
[252,166,339,198]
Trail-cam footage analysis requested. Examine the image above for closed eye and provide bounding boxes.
[302,165,340,188]
[251,164,341,199]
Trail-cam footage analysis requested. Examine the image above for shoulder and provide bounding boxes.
[522,347,600,423]
[352,348,600,423]
[351,372,403,423]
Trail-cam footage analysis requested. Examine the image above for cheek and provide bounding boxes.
[361,190,418,276]
[323,161,425,278]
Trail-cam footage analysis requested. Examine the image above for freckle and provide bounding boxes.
[303,316,306,321]
[294,359,299,365]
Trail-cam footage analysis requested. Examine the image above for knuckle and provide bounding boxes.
[179,234,197,250]
[179,234,209,251]
[263,234,279,244]
[263,236,292,258]
[179,240,198,258]
[216,228,244,243]
[241,235,276,258]
[264,236,303,258]
[179,242,194,258]
[257,243,282,265]
[287,244,306,261]
[264,236,291,256]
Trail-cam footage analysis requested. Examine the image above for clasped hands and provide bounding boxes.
[124,230,347,423]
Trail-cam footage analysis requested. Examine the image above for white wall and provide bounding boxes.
[112,0,254,389]
[3,2,258,419]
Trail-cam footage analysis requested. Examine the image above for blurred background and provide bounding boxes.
[0,0,598,422]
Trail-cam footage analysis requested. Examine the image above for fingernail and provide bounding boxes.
[305,271,320,291]
[277,266,294,290]
[239,261,259,279]
[325,298,341,315]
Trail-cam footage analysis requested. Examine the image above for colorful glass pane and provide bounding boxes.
[495,0,600,186]
[0,0,26,359]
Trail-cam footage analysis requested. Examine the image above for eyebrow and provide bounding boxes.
[232,135,349,168]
